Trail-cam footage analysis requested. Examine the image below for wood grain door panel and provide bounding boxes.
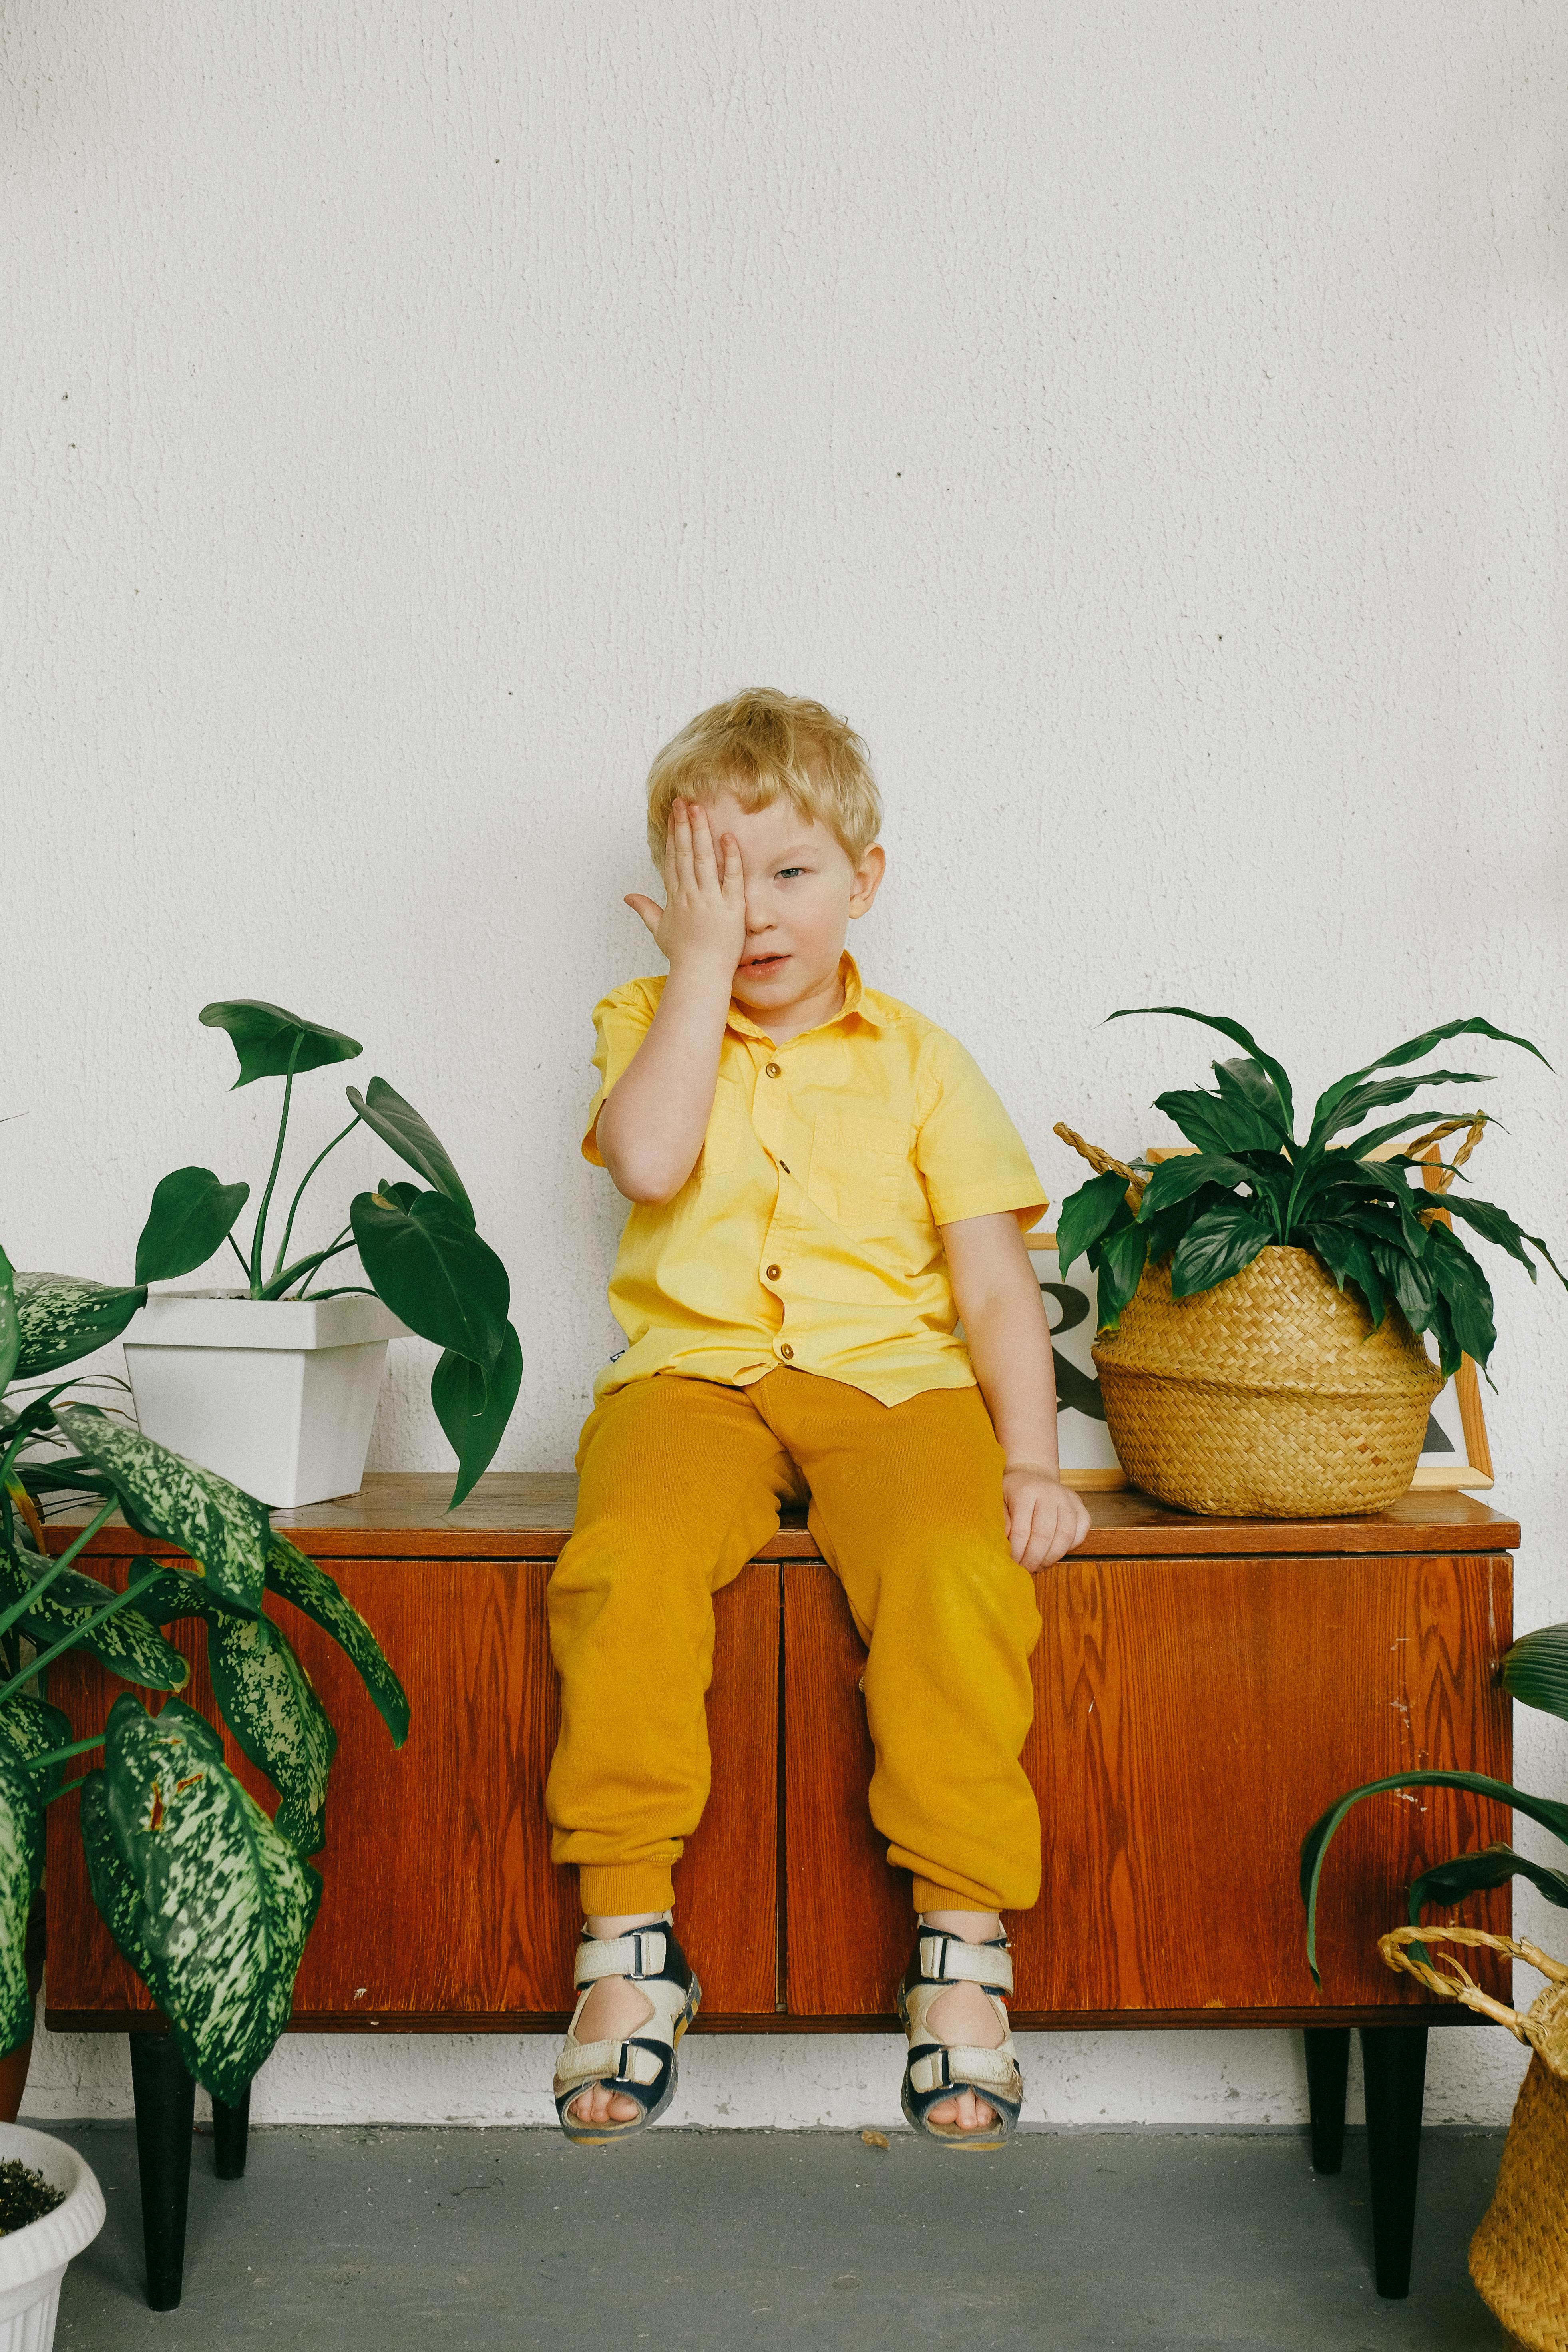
[46,1556,780,2025]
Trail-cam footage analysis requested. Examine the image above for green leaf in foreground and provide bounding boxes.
[1407,1843,1568,1922]
[0,1250,18,1394]
[0,1743,44,2058]
[101,1694,321,2104]
[1502,1623,1568,1725]
[1168,1200,1271,1297]
[0,1542,189,1691]
[348,1080,474,1223]
[11,1273,146,1379]
[52,1405,268,1616]
[350,1190,509,1370]
[1053,1170,1130,1278]
[265,1537,410,1747]
[135,1168,251,1285]
[199,1001,362,1090]
[0,1695,74,1803]
[206,1610,337,1856]
[432,1323,523,1509]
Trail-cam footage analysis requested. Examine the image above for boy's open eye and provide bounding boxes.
[776,865,807,880]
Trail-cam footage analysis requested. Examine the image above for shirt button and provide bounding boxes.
[778,1343,794,1360]
[766,1264,781,1281]
[764,1061,782,1078]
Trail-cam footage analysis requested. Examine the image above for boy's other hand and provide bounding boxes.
[625,796,745,978]
[1002,1468,1091,1572]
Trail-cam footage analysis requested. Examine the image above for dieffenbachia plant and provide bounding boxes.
[1055,1008,1566,1377]
[134,999,520,1507]
[0,1243,410,2102]
[1301,1623,1568,1982]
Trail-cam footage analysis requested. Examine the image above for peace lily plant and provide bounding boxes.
[1056,1006,1567,1376]
[135,999,521,1506]
[0,1243,409,2103]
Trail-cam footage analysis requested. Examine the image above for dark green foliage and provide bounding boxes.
[135,1168,251,1284]
[1057,1009,1563,1375]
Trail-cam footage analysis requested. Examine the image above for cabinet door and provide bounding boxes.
[46,1555,780,2026]
[783,1552,1513,2019]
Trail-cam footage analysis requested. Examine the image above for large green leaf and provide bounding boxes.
[1138,1154,1255,1220]
[1302,1221,1388,1328]
[52,1405,267,1615]
[432,1323,523,1508]
[0,1695,74,1804]
[1301,1768,1568,1984]
[206,1610,337,1855]
[350,1191,509,1370]
[264,1537,410,1746]
[1428,1192,1568,1289]
[1211,1057,1294,1146]
[1309,1018,1550,1147]
[101,1694,321,2105]
[1168,1200,1271,1298]
[0,1538,189,1691]
[199,1001,362,1090]
[79,1768,160,1986]
[12,1273,146,1379]
[1307,1070,1495,1152]
[0,1250,18,1395]
[0,1745,43,2058]
[347,1081,474,1224]
[1093,1220,1152,1332]
[1407,1844,1568,1922]
[1150,1088,1240,1157]
[1502,1624,1568,1724]
[1422,1222,1496,1369]
[135,1168,251,1285]
[1111,1008,1297,1138]
[1054,1171,1132,1278]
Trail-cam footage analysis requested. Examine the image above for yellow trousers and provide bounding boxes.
[545,1369,1043,1918]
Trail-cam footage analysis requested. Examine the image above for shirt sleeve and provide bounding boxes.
[914,1035,1049,1232]
[581,981,660,1166]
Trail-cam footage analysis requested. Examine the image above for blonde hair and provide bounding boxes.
[645,688,882,866]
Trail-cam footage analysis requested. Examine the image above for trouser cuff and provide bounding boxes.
[911,1876,1003,1916]
[579,1863,676,1917]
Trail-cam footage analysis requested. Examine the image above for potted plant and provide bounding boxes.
[0,2125,105,2352]
[123,999,521,1508]
[1055,1007,1564,1516]
[0,1236,409,2326]
[1301,1622,1568,2348]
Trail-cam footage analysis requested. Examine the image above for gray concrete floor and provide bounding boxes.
[51,2122,1512,2350]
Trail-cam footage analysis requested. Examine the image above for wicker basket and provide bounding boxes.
[1091,1245,1442,1517]
[1381,1926,1568,2350]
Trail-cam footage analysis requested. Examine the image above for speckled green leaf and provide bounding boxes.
[265,1536,410,1747]
[0,1250,19,1395]
[12,1273,145,1379]
[0,1743,42,2057]
[102,1694,322,2105]
[0,1695,73,1803]
[207,1611,337,1855]
[53,1406,267,1616]
[0,1538,189,1691]
[79,1768,160,1988]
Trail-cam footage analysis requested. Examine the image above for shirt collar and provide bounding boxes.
[727,952,882,1044]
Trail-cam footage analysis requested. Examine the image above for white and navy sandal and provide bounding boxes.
[553,1917,702,2146]
[897,1926,1023,2150]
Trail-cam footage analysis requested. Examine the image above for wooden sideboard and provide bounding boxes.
[44,1478,1517,2305]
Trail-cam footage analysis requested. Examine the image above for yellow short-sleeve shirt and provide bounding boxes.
[583,955,1047,1407]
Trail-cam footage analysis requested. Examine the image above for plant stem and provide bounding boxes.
[248,1034,306,1294]
[0,1568,167,1708]
[300,1285,378,1301]
[268,1112,362,1286]
[225,1230,251,1279]
[265,1228,354,1301]
[26,1731,105,1769]
[0,1498,117,1644]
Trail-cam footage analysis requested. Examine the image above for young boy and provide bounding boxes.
[547,689,1090,2148]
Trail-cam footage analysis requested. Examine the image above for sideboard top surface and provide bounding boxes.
[48,1470,1521,1559]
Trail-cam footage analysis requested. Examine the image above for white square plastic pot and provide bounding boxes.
[123,1291,410,1508]
[0,2123,105,2352]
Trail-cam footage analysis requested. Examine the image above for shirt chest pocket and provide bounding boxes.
[806,1110,911,1230]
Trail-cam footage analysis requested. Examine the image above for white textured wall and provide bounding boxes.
[7,2,1566,2128]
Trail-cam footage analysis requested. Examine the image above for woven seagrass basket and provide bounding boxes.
[1381,1926,1568,2351]
[1056,1128,1442,1516]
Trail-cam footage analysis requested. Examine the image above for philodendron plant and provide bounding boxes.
[0,1243,410,2102]
[1057,1007,1566,1375]
[1301,1622,1568,1981]
[136,999,520,1506]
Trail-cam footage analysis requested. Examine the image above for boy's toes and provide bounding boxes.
[570,2084,642,2128]
[924,2089,997,2133]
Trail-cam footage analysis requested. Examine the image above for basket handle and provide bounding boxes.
[1053,1124,1146,1211]
[1379,1924,1568,2045]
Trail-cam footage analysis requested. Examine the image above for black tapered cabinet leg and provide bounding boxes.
[1359,2025,1429,2299]
[129,2031,195,2311]
[212,2086,251,2180]
[1303,2027,1350,2174]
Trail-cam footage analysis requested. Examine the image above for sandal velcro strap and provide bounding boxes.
[574,1926,669,1985]
[553,2036,667,2093]
[915,1933,1014,1995]
[907,2042,1023,2099]
[554,1919,701,2144]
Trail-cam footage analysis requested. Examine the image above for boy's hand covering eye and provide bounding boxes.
[1001,1468,1091,1572]
[625,797,746,975]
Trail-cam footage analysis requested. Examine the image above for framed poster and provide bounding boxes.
[1025,1233,1126,1490]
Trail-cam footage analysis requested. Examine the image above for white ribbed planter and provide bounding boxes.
[0,2125,104,2352]
[124,1291,410,1508]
